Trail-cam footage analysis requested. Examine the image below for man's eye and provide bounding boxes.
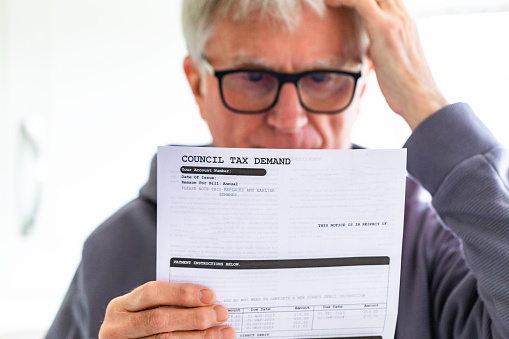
[247,72,264,82]
[309,72,329,83]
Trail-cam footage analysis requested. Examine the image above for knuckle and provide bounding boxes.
[203,329,220,339]
[177,284,197,306]
[155,330,202,339]
[98,323,125,339]
[155,333,178,339]
[100,299,132,338]
[103,301,115,319]
[397,15,412,32]
[134,281,164,307]
[106,295,122,313]
[379,20,403,48]
[147,307,168,331]
[98,326,113,339]
[385,20,401,35]
[387,13,413,34]
[204,327,233,339]
[193,307,215,330]
[102,298,124,325]
[143,280,160,290]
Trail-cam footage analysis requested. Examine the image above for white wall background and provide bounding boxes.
[1,0,509,337]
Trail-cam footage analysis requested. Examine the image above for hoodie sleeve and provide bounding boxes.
[44,263,89,339]
[45,196,157,339]
[404,103,509,338]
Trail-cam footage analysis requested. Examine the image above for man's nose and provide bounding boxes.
[266,83,308,131]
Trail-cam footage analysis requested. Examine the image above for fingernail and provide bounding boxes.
[200,289,215,304]
[214,305,229,323]
[220,326,236,338]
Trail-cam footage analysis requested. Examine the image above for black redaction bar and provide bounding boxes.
[180,166,266,176]
[170,257,389,270]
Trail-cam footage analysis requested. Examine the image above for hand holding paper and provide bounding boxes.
[99,281,234,338]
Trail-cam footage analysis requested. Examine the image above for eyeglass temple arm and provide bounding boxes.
[200,58,215,75]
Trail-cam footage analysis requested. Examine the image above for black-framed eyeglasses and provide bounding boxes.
[201,59,362,114]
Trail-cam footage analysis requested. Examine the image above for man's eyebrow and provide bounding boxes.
[212,53,361,71]
[220,53,272,69]
[309,57,362,71]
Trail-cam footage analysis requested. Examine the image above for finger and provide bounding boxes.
[391,0,410,13]
[118,304,229,338]
[325,0,383,19]
[143,326,236,339]
[325,0,394,37]
[122,281,216,312]
[376,0,411,21]
[326,0,410,29]
[100,305,230,338]
[376,0,400,12]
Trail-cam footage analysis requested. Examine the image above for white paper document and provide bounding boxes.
[157,146,407,339]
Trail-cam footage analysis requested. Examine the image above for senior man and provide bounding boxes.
[46,0,509,338]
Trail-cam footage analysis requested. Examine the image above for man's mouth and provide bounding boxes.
[247,126,323,149]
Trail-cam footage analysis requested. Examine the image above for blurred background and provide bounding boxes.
[1,0,509,337]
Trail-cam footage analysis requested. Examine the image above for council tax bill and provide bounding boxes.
[157,146,407,338]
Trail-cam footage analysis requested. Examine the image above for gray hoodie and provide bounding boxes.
[46,103,509,338]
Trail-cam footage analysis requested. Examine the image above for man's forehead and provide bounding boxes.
[214,51,362,71]
[205,4,365,72]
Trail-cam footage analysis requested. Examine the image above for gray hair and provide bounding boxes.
[182,0,366,62]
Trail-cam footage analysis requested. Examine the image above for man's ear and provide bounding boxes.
[183,55,206,116]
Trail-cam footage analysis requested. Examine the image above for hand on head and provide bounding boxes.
[326,0,448,130]
[99,281,235,339]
